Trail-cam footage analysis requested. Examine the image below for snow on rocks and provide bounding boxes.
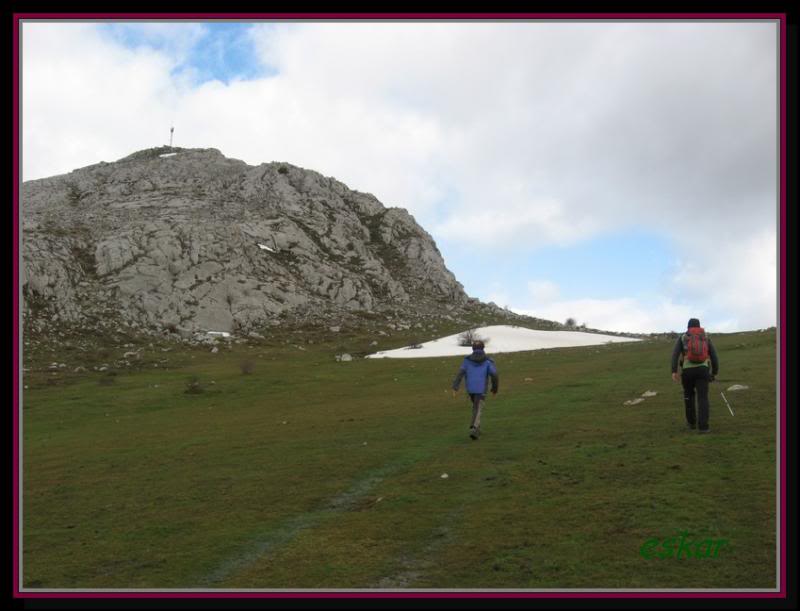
[366,325,640,359]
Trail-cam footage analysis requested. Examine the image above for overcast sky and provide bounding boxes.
[20,19,779,333]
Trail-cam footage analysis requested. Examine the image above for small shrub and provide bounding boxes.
[278,166,289,175]
[565,318,577,328]
[98,372,117,386]
[458,329,489,347]
[458,329,477,346]
[185,375,205,394]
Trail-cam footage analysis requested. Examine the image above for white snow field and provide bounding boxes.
[365,324,640,359]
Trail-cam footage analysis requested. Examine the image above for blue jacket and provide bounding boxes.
[452,350,499,395]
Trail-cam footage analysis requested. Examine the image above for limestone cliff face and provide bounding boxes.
[21,147,468,336]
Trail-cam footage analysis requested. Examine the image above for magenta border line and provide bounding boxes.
[10,592,789,600]
[12,12,788,600]
[12,12,788,20]
[779,14,787,598]
[13,13,21,603]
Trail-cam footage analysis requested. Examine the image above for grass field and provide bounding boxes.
[21,327,777,590]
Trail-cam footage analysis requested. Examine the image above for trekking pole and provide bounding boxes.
[720,392,735,416]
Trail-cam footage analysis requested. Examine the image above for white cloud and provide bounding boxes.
[527,280,561,305]
[100,22,208,61]
[513,297,695,335]
[667,229,777,331]
[20,20,778,333]
[510,230,777,334]
[22,23,181,181]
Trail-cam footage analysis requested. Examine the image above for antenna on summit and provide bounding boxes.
[169,126,175,148]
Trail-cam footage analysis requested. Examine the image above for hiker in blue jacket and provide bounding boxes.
[452,340,499,440]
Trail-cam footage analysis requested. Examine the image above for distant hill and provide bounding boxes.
[21,146,561,342]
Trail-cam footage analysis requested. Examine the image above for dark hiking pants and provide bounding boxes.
[682,366,710,430]
[468,393,485,430]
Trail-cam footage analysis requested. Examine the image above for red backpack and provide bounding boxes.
[683,327,709,363]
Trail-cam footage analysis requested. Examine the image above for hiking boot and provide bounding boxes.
[698,427,711,434]
[687,422,697,430]
[469,427,480,440]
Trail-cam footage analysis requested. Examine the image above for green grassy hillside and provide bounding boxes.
[21,327,777,589]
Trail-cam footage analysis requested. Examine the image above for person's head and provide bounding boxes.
[472,340,485,351]
[687,318,701,329]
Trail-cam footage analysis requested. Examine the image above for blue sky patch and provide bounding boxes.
[97,22,274,85]
[439,229,676,308]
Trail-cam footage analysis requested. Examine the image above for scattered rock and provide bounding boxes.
[727,384,749,391]
[641,390,658,397]
[440,473,449,479]
[624,398,645,405]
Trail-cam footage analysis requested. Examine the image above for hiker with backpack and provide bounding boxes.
[452,340,499,440]
[671,318,720,433]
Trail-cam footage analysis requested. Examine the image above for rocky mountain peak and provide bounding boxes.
[22,146,472,339]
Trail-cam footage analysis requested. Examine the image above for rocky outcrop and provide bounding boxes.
[22,147,468,336]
